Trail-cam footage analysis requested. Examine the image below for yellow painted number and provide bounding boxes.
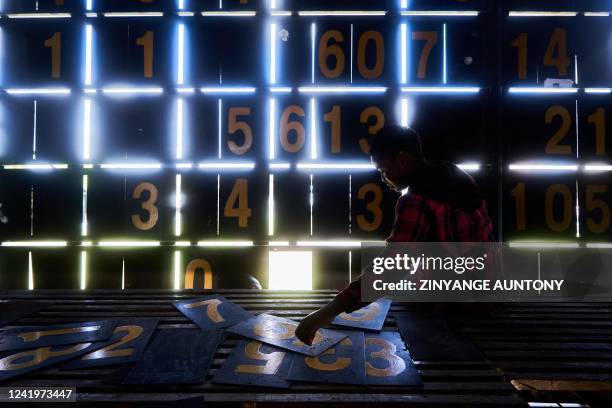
[228,107,253,155]
[357,183,383,232]
[44,32,61,79]
[224,179,251,228]
[131,182,159,231]
[586,185,610,234]
[184,259,213,289]
[319,30,345,79]
[184,298,225,323]
[412,31,438,79]
[81,325,143,361]
[366,338,406,377]
[136,31,154,78]
[235,341,285,375]
[545,105,572,155]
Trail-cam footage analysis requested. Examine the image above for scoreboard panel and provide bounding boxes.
[0,1,611,290]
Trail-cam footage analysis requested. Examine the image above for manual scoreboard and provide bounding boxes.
[0,0,610,290]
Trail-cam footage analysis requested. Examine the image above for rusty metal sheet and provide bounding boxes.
[332,298,392,331]
[0,320,118,352]
[174,295,253,330]
[365,331,422,386]
[227,313,346,356]
[212,339,294,389]
[288,330,366,385]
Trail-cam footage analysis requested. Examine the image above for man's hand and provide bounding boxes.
[295,299,346,346]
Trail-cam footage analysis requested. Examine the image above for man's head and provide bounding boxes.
[369,125,424,192]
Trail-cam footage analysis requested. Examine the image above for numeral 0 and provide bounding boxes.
[511,183,573,233]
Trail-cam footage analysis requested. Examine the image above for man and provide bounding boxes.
[295,124,495,345]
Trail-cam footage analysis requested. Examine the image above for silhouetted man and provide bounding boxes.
[296,124,495,345]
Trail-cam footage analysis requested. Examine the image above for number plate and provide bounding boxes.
[174,295,253,330]
[122,328,224,384]
[288,331,366,385]
[61,318,158,369]
[212,340,293,388]
[227,313,347,357]
[365,331,422,386]
[332,298,392,331]
[0,320,117,352]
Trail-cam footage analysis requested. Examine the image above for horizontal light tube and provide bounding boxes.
[297,240,362,248]
[2,241,67,247]
[508,11,577,17]
[7,13,70,18]
[198,162,255,170]
[102,87,163,94]
[6,88,71,95]
[103,12,163,17]
[297,163,374,170]
[401,11,479,16]
[509,163,578,172]
[298,11,386,16]
[4,164,68,170]
[200,87,256,94]
[401,87,480,93]
[509,87,578,94]
[101,163,162,169]
[98,241,161,247]
[201,11,256,17]
[298,86,387,94]
[197,241,254,247]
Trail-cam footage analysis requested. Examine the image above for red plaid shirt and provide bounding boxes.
[335,192,495,313]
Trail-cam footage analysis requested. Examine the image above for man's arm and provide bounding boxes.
[295,195,430,345]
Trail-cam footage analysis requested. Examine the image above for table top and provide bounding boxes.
[1,289,610,407]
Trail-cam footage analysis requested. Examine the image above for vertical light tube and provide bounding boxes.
[80,251,87,290]
[311,23,316,84]
[121,259,125,290]
[268,174,274,236]
[401,23,407,84]
[85,25,93,86]
[177,24,185,85]
[174,250,181,290]
[309,175,314,236]
[175,174,182,236]
[83,99,92,160]
[176,99,184,160]
[81,175,88,236]
[443,24,447,84]
[218,99,222,159]
[270,23,277,85]
[269,98,276,159]
[32,101,37,160]
[310,98,317,159]
[28,251,34,290]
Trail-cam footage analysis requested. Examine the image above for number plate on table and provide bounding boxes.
[61,318,158,370]
[332,298,392,331]
[174,295,253,330]
[365,332,422,386]
[0,342,103,383]
[227,313,347,357]
[288,331,366,385]
[212,340,294,389]
[122,328,224,384]
[0,320,117,352]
